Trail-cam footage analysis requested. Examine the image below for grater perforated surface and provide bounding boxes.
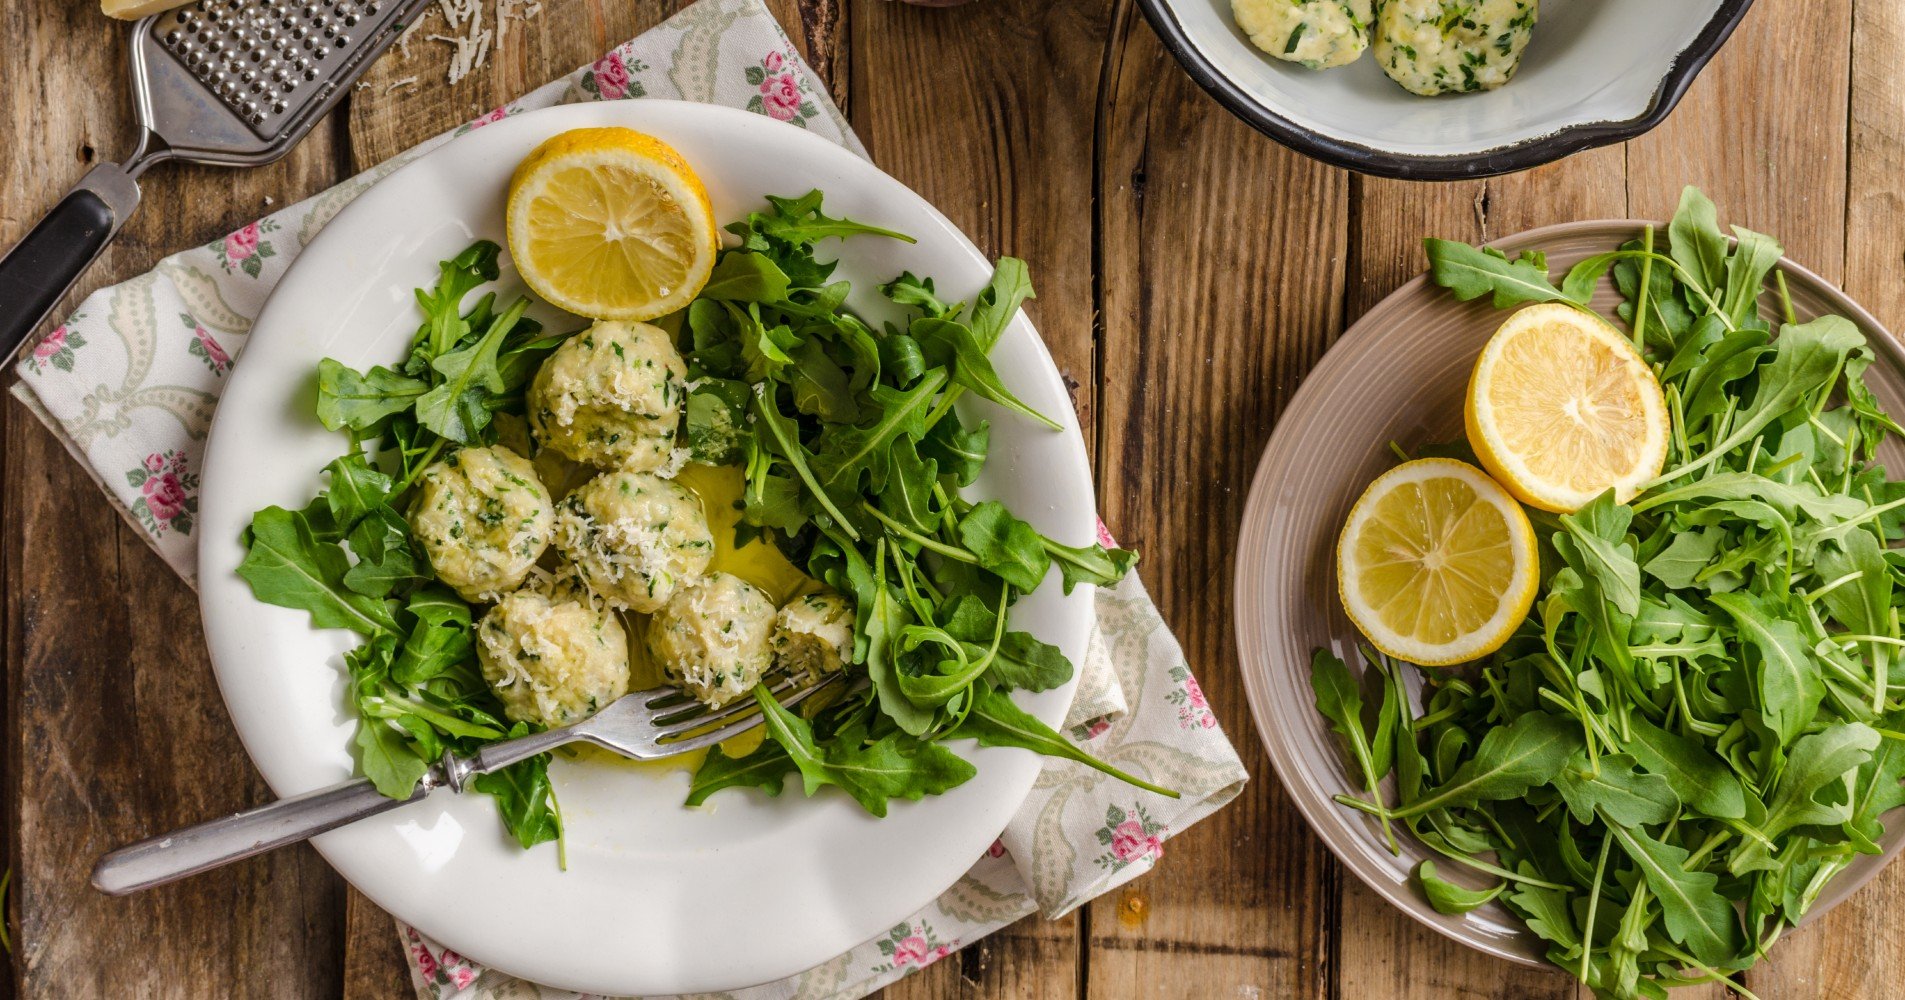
[151,0,413,136]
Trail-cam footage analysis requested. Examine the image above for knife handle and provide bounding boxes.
[0,163,141,370]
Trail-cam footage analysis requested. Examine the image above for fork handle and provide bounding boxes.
[90,722,579,895]
[0,163,141,370]
[91,768,439,896]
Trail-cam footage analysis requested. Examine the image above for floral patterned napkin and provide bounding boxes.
[11,1,1249,996]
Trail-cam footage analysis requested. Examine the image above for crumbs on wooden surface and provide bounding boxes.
[1117,887,1149,927]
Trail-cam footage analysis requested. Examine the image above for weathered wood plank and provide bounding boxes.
[1088,3,1347,998]
[1,0,350,996]
[1623,0,1851,274]
[852,0,1111,995]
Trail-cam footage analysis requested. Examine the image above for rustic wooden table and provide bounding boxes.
[1,0,1900,996]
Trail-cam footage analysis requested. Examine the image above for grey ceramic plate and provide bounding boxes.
[1234,220,1905,965]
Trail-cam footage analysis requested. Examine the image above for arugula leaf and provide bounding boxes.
[686,740,796,805]
[1709,591,1827,744]
[1552,753,1677,827]
[342,506,427,598]
[1043,536,1140,595]
[951,686,1178,797]
[316,360,428,433]
[700,251,793,302]
[1622,716,1746,819]
[1559,492,1640,617]
[1312,650,1395,848]
[471,745,561,849]
[914,317,1061,430]
[1608,821,1745,965]
[1423,238,1570,309]
[1416,861,1505,915]
[985,631,1073,691]
[1393,713,1581,819]
[323,453,394,529]
[239,505,397,636]
[391,586,474,685]
[415,296,530,443]
[754,685,975,816]
[739,190,916,247]
[882,272,955,319]
[922,410,989,486]
[957,501,1052,592]
[965,256,1034,350]
[1667,185,1729,295]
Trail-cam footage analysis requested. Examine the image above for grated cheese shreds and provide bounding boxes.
[394,0,542,87]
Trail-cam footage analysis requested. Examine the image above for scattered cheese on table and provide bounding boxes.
[100,0,190,19]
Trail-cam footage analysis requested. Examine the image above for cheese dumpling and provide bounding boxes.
[647,572,777,708]
[1232,0,1373,70]
[528,320,687,472]
[553,470,714,613]
[1375,0,1537,96]
[477,590,630,727]
[772,590,855,678]
[408,445,554,602]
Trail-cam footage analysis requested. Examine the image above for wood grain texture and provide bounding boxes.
[1088,2,1346,998]
[5,0,1903,996]
[1,0,349,996]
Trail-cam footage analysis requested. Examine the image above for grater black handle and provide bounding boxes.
[0,164,142,371]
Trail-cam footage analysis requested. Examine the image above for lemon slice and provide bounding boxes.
[1336,458,1538,666]
[506,127,718,321]
[1465,302,1668,512]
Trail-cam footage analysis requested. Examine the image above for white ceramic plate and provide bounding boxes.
[1138,0,1753,178]
[196,101,1096,996]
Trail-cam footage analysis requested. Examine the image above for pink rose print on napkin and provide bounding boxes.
[23,316,86,375]
[125,449,200,537]
[404,927,483,992]
[745,50,818,127]
[1093,802,1165,872]
[1167,664,1218,729]
[453,104,512,136]
[1070,714,1113,742]
[584,50,647,100]
[873,920,955,974]
[184,313,232,376]
[211,219,278,278]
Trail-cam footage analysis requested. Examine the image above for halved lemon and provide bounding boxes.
[1465,303,1668,512]
[506,127,719,321]
[1336,458,1538,666]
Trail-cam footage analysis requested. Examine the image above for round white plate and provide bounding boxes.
[196,101,1095,996]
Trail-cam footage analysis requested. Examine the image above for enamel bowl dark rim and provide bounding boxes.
[1134,0,1757,181]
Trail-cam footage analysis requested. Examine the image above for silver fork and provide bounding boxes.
[91,673,836,895]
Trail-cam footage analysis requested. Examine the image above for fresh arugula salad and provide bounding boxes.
[1315,188,1905,998]
[237,187,1166,856]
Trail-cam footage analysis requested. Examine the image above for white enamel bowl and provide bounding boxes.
[1138,0,1755,179]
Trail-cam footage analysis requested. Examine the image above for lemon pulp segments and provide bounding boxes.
[524,161,696,301]
[1336,458,1537,665]
[506,128,718,321]
[1465,303,1668,512]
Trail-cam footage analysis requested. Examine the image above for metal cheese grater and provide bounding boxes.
[0,0,436,362]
